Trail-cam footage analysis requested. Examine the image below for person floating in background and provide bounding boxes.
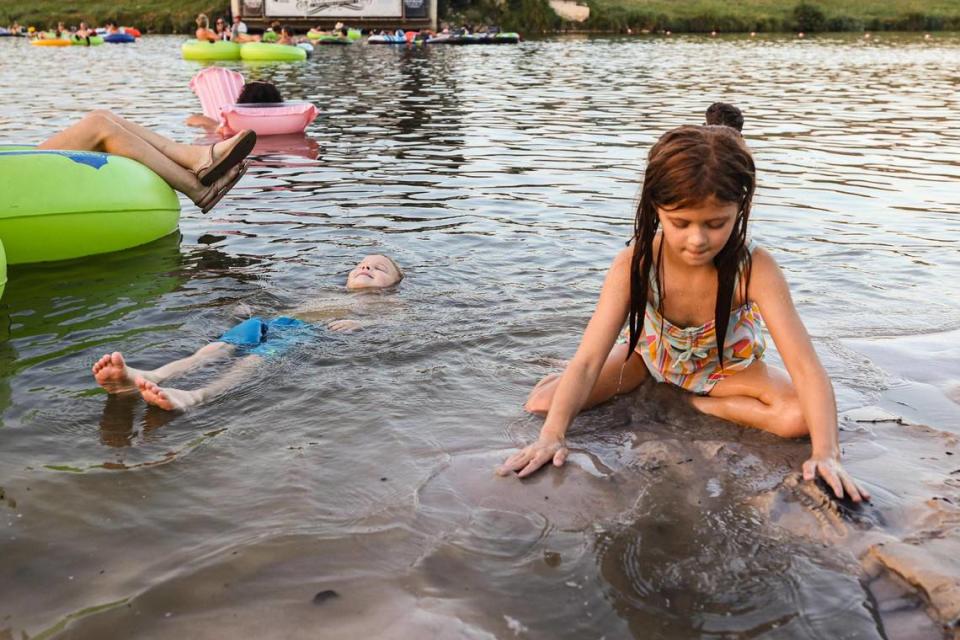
[195,13,217,43]
[262,20,281,42]
[231,14,247,37]
[214,16,231,41]
[39,110,256,213]
[277,25,298,45]
[230,14,258,42]
[75,21,96,43]
[185,69,286,133]
[499,124,869,503]
[92,254,405,410]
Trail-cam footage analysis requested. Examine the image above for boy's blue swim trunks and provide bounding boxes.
[217,316,315,357]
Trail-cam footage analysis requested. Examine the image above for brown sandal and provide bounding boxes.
[195,161,250,214]
[196,130,256,187]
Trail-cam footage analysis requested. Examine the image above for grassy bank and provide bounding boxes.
[0,0,226,33]
[3,0,960,34]
[581,0,960,33]
[445,0,960,34]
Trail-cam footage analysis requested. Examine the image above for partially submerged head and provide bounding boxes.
[346,254,404,290]
[705,102,744,132]
[237,81,283,104]
[626,125,756,366]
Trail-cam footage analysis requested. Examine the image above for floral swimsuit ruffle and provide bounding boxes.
[630,240,766,395]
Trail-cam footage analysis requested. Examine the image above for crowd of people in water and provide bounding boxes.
[2,15,510,45]
[2,20,139,40]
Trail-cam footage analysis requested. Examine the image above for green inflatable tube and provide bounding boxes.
[0,238,6,301]
[307,33,351,44]
[72,35,104,45]
[0,148,181,265]
[182,39,241,61]
[240,42,306,61]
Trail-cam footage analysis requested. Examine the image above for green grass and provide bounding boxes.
[0,0,228,33]
[581,0,960,32]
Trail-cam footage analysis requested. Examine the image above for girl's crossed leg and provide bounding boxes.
[691,359,808,438]
[524,343,649,415]
[525,345,807,442]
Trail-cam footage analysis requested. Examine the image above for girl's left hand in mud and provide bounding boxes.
[803,455,870,503]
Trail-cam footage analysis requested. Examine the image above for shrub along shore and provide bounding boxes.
[2,0,959,35]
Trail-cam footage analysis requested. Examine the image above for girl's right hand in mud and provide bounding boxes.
[496,435,568,478]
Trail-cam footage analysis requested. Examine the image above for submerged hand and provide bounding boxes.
[496,436,568,478]
[802,455,870,503]
[327,319,362,332]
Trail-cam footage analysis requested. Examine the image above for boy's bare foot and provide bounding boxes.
[136,378,203,411]
[92,352,153,394]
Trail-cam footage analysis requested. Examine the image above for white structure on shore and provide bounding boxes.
[232,0,437,31]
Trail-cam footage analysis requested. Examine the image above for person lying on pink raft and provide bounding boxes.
[186,68,318,137]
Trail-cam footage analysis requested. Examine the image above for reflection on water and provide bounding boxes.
[0,33,958,638]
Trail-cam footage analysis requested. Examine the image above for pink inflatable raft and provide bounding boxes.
[189,67,318,136]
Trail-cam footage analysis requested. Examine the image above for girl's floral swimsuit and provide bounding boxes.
[631,241,766,395]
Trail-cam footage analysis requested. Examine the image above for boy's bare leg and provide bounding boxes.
[137,354,263,411]
[92,343,235,394]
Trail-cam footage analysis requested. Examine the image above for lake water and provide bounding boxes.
[1,32,959,639]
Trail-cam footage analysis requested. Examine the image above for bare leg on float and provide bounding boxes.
[92,343,235,394]
[524,343,649,415]
[136,354,263,411]
[93,110,248,175]
[37,110,248,210]
[690,359,809,438]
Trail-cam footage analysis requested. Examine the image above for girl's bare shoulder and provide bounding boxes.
[746,245,790,301]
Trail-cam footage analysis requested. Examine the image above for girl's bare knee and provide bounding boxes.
[89,108,117,121]
[771,397,808,439]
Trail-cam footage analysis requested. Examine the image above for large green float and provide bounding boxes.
[239,42,307,61]
[0,238,6,301]
[0,147,181,264]
[181,39,241,61]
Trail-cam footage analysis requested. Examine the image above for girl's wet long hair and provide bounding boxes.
[626,125,756,370]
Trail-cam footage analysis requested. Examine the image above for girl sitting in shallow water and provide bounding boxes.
[92,254,403,411]
[498,125,869,503]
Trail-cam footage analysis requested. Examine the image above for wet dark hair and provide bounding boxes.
[626,125,756,371]
[705,102,744,132]
[237,81,283,104]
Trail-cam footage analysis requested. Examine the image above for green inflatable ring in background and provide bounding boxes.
[181,39,241,60]
[72,35,104,45]
[240,42,307,61]
[0,147,181,264]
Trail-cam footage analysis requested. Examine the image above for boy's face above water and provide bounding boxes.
[346,254,402,290]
